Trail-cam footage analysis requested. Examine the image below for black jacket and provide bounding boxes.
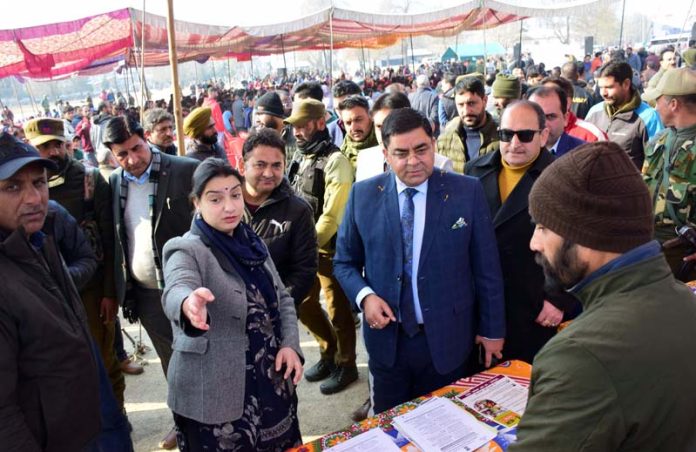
[570,80,597,120]
[244,179,318,305]
[185,140,227,162]
[111,152,200,307]
[48,158,116,297]
[465,150,580,363]
[0,213,100,451]
[49,200,97,291]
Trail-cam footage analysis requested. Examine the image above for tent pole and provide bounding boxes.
[140,0,147,121]
[211,60,217,84]
[410,34,416,75]
[482,0,488,75]
[25,80,38,116]
[165,0,185,156]
[227,57,232,88]
[249,49,254,79]
[360,40,366,75]
[329,5,335,92]
[11,78,25,119]
[618,0,626,48]
[517,19,523,67]
[280,34,288,75]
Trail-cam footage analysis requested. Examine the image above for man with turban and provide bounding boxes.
[183,107,228,162]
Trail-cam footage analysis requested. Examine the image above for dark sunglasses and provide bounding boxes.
[498,129,541,143]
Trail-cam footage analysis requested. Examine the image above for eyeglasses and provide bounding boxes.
[498,129,541,143]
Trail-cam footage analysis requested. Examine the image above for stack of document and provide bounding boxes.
[456,375,528,429]
[392,397,497,451]
[324,428,401,451]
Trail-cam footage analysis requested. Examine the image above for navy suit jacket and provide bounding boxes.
[334,169,506,374]
[553,133,586,158]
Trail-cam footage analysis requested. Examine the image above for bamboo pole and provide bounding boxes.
[165,0,185,156]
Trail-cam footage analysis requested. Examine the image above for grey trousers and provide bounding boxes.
[133,284,173,376]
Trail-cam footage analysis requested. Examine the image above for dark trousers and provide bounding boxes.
[85,340,134,452]
[298,253,356,366]
[81,279,125,408]
[133,284,173,375]
[369,326,467,414]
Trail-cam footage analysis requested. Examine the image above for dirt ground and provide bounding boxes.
[123,315,369,451]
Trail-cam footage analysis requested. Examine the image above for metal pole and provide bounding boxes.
[329,6,334,92]
[361,41,366,75]
[140,0,147,121]
[165,0,185,156]
[409,34,416,75]
[518,19,523,67]
[482,0,488,74]
[11,78,25,119]
[249,49,254,78]
[25,80,38,115]
[227,57,232,87]
[618,0,626,48]
[280,34,288,75]
[211,59,217,84]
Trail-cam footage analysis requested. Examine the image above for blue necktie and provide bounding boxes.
[400,188,420,337]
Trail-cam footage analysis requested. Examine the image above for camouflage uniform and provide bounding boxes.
[642,124,696,281]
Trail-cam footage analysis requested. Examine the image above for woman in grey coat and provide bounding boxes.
[162,158,303,451]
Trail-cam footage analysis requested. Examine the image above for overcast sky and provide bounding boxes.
[2,0,692,29]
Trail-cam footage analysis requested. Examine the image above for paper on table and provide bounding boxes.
[324,428,402,452]
[457,375,528,428]
[392,397,497,452]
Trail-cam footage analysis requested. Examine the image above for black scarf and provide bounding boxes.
[194,216,277,308]
[298,127,332,156]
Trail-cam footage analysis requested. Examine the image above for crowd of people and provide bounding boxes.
[1,38,696,452]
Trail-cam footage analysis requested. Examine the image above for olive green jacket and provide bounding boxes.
[511,252,696,451]
[436,113,499,174]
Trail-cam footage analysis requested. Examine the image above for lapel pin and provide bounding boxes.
[451,217,468,229]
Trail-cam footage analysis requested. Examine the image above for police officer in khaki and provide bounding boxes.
[642,68,696,281]
[285,99,358,394]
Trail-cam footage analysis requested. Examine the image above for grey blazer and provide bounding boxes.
[162,230,302,425]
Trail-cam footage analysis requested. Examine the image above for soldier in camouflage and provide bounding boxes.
[642,68,696,281]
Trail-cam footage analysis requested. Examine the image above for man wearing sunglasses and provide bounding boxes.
[465,100,580,364]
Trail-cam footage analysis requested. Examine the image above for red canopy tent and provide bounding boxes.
[0,0,600,80]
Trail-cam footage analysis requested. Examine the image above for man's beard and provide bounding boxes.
[462,112,485,128]
[200,134,217,145]
[535,239,588,294]
[50,155,69,174]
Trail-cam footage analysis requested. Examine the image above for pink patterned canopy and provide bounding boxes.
[0,1,597,79]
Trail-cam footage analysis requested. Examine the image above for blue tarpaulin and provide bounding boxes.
[442,42,506,61]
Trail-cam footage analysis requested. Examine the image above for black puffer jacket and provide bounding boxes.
[244,179,318,306]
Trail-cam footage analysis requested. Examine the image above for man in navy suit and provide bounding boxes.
[334,108,506,413]
[528,85,586,158]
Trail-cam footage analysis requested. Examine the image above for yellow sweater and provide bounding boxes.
[498,157,535,203]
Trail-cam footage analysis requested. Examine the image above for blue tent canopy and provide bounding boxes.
[442,42,506,62]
